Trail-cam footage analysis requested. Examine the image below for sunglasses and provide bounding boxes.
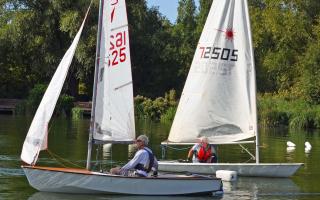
[136,139,142,142]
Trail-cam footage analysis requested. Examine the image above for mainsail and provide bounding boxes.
[168,0,257,143]
[21,6,91,165]
[93,0,135,142]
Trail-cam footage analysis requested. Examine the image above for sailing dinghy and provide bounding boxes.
[20,0,222,195]
[159,0,303,177]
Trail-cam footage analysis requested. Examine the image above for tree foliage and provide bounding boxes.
[1,0,320,105]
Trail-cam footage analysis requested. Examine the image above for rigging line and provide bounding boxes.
[110,143,113,169]
[47,149,68,168]
[239,144,256,160]
[243,157,253,163]
[92,144,101,171]
[96,144,102,171]
[161,145,190,151]
[98,145,102,170]
[47,149,84,169]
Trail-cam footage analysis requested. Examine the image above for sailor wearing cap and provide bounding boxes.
[110,135,158,177]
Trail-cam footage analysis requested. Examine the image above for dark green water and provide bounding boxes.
[0,115,320,199]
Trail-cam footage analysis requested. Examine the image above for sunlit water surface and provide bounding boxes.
[0,115,320,199]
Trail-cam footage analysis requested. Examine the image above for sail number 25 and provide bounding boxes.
[199,46,238,61]
[109,31,127,67]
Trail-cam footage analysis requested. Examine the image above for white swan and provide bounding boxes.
[286,146,295,153]
[287,141,296,147]
[305,141,312,149]
[305,147,311,153]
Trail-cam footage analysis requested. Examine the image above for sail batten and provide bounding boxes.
[168,0,256,143]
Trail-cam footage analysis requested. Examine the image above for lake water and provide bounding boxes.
[0,115,320,199]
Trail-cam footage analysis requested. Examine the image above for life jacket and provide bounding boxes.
[195,145,212,162]
[134,148,154,173]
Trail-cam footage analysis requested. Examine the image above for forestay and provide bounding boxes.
[20,6,91,165]
[168,0,257,143]
[93,0,135,142]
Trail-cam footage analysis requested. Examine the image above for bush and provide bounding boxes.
[71,107,84,119]
[27,84,75,116]
[134,95,147,119]
[258,92,320,129]
[15,100,27,115]
[160,106,177,123]
[56,94,75,116]
[134,89,178,121]
[27,84,48,113]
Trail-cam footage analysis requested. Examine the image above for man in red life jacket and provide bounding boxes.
[187,136,217,163]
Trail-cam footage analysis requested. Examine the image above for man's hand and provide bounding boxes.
[152,171,158,177]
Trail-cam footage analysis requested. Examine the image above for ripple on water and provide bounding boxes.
[0,155,20,162]
[0,167,24,177]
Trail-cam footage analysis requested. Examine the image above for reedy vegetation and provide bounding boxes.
[1,0,320,128]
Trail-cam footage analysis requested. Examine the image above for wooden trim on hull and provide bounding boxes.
[22,166,92,174]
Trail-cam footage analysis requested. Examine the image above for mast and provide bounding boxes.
[244,0,259,163]
[86,0,104,170]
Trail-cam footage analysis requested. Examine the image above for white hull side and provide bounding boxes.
[22,166,222,195]
[158,162,303,178]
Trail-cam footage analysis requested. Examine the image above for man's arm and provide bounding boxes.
[153,156,158,171]
[187,144,197,160]
[120,150,143,172]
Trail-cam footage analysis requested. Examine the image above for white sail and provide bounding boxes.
[21,7,91,165]
[20,1,225,195]
[168,0,257,143]
[93,0,135,142]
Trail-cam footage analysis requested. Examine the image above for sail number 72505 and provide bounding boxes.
[199,46,238,61]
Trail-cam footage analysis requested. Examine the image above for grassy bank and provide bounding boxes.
[258,93,320,129]
[13,84,320,130]
[136,91,320,130]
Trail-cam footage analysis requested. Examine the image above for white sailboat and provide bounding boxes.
[159,0,303,177]
[20,0,222,195]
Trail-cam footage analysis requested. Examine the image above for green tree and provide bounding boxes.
[127,0,181,97]
[250,0,310,92]
[195,0,213,39]
[296,17,320,104]
[0,0,95,98]
[174,0,197,79]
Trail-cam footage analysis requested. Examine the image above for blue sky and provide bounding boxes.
[146,0,199,23]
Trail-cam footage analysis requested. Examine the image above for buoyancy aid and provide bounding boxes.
[195,145,212,162]
[134,148,155,173]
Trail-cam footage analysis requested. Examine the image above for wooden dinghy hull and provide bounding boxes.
[22,166,222,196]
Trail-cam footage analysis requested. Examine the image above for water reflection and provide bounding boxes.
[27,177,300,200]
[102,143,112,160]
[305,148,311,154]
[0,167,24,176]
[28,192,214,200]
[286,146,296,153]
[221,177,299,199]
[2,116,320,199]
